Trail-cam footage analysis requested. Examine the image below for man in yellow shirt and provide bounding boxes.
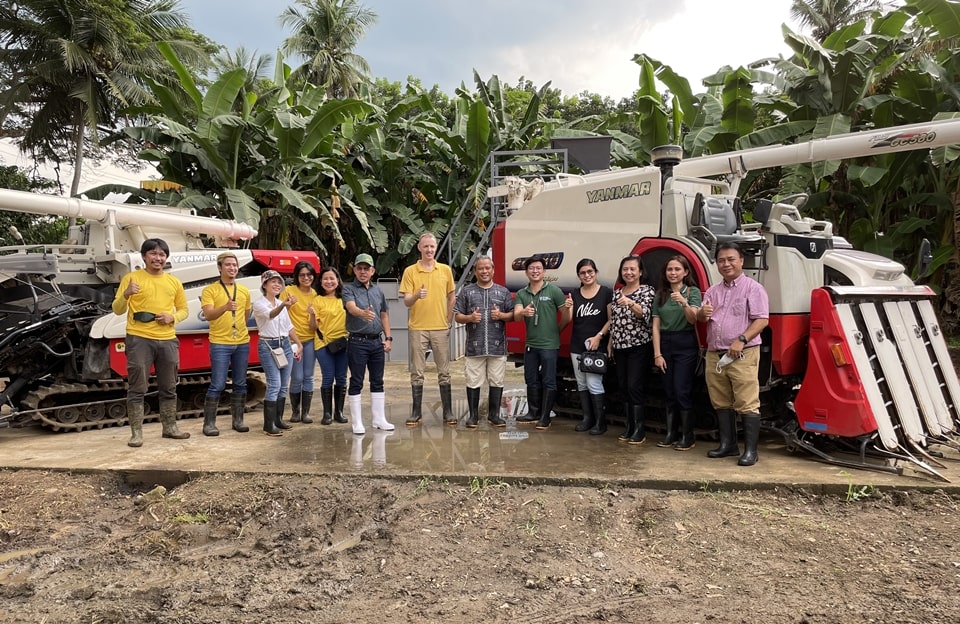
[200,252,253,436]
[111,238,190,447]
[400,232,455,426]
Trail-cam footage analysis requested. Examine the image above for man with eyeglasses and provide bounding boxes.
[342,253,394,434]
[697,242,769,466]
[200,252,253,436]
[514,255,573,429]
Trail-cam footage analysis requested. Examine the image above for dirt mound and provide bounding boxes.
[2,470,960,623]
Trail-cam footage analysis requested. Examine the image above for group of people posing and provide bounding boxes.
[454,241,769,467]
[113,235,769,467]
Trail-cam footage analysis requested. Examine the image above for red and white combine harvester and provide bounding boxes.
[482,119,960,480]
[0,190,319,431]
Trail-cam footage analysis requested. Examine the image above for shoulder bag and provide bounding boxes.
[579,350,608,375]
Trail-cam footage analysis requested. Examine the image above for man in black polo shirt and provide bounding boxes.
[342,253,394,435]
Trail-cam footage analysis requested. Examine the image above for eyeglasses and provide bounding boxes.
[578,269,595,276]
[298,273,314,278]
[716,257,740,265]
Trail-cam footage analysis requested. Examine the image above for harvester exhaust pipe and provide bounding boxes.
[652,144,684,189]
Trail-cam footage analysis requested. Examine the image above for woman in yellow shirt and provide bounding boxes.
[283,261,319,423]
[309,267,349,425]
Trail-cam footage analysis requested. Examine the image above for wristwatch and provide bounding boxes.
[738,334,748,344]
[385,336,394,342]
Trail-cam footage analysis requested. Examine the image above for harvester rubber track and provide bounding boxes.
[19,373,267,432]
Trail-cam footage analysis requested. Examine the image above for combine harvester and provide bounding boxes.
[0,191,318,431]
[450,118,960,481]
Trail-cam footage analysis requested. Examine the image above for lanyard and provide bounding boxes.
[220,280,238,338]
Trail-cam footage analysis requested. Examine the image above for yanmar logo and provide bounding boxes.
[585,182,652,204]
[870,129,937,148]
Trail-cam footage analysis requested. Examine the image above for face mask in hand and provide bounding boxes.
[716,352,740,373]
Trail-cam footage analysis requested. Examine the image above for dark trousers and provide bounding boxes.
[523,347,558,395]
[614,342,652,405]
[125,334,179,404]
[660,331,699,411]
[348,336,385,395]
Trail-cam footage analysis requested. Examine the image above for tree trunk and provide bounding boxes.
[68,111,86,228]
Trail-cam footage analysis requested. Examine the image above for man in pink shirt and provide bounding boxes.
[698,242,769,466]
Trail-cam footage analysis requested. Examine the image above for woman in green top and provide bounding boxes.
[652,255,702,450]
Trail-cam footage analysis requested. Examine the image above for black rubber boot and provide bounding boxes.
[465,387,480,428]
[738,413,761,466]
[320,387,334,425]
[588,393,607,435]
[487,386,506,427]
[262,401,281,436]
[333,386,348,423]
[707,409,740,458]
[575,390,595,432]
[406,386,423,427]
[300,391,314,424]
[618,404,636,442]
[440,384,456,425]
[674,409,695,450]
[289,392,302,423]
[202,395,220,436]
[628,404,646,445]
[657,407,679,447]
[231,393,249,433]
[535,389,556,430]
[275,396,292,430]
[518,385,540,423]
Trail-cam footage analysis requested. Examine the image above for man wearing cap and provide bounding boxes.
[342,253,394,434]
[399,232,456,426]
[112,238,190,447]
[200,251,253,436]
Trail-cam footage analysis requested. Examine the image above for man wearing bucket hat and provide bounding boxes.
[200,251,253,436]
[342,252,394,434]
[111,238,190,447]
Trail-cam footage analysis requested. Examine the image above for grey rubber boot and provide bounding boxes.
[127,402,144,448]
[202,395,220,436]
[160,400,190,440]
[231,393,249,433]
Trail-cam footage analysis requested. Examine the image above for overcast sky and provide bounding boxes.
[179,0,801,100]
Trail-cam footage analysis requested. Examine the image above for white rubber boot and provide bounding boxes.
[370,392,394,431]
[349,393,365,435]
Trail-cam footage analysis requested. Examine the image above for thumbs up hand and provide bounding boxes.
[124,281,140,299]
[563,292,573,309]
[470,306,482,323]
[418,284,427,300]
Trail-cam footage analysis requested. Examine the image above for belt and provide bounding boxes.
[350,333,381,340]
[715,345,757,353]
[260,336,289,345]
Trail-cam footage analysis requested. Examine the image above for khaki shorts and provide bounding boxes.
[704,347,761,414]
[464,355,507,388]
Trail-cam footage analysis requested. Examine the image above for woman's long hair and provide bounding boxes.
[657,255,696,306]
[293,261,318,295]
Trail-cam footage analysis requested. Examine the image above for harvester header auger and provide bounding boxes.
[471,117,960,481]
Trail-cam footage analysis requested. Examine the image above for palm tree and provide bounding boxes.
[279,0,378,99]
[0,0,205,198]
[789,0,885,41]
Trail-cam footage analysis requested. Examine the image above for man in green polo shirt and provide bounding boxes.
[514,255,572,429]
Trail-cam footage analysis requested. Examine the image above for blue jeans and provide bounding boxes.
[258,339,293,402]
[316,345,348,389]
[289,340,316,394]
[571,353,605,394]
[523,347,558,398]
[348,335,385,395]
[207,342,250,398]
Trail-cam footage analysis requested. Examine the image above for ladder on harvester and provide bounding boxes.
[438,148,570,293]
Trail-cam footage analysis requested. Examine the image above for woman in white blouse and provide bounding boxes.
[254,270,303,436]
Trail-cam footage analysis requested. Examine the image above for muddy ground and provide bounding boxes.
[4,364,960,623]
